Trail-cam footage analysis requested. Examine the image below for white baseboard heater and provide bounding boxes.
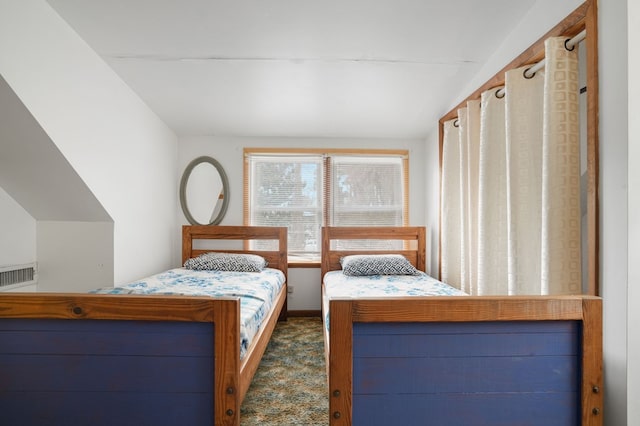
[0,262,38,291]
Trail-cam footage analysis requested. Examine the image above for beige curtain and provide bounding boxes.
[457,101,481,294]
[477,88,507,295]
[541,37,582,294]
[440,119,461,288]
[457,107,469,292]
[505,65,545,294]
[441,36,581,295]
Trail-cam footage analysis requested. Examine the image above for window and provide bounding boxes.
[246,154,323,255]
[244,149,409,259]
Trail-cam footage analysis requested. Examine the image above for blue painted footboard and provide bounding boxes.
[0,294,242,426]
[352,321,580,425]
[0,318,215,426]
[327,296,603,426]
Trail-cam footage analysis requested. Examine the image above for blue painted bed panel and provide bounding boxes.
[1,353,213,392]
[354,330,578,358]
[0,392,213,425]
[354,355,577,393]
[0,318,213,356]
[0,319,215,426]
[352,321,581,426]
[353,393,578,426]
[354,320,579,335]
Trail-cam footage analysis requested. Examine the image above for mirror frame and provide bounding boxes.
[179,156,230,226]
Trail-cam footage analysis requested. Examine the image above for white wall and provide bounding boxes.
[0,0,179,285]
[627,0,639,421]
[179,135,426,311]
[599,0,629,423]
[423,127,441,277]
[0,187,36,268]
[37,221,114,292]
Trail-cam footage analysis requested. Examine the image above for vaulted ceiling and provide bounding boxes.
[46,0,536,139]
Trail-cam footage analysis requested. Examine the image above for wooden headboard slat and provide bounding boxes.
[321,226,426,279]
[182,225,288,283]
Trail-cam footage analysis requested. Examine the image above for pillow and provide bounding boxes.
[184,252,267,272]
[340,254,419,276]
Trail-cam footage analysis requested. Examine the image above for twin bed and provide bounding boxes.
[0,225,603,425]
[321,226,603,426]
[0,225,287,426]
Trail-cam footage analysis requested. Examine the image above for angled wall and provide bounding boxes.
[0,0,179,287]
[0,187,35,269]
[0,75,113,291]
[0,76,110,222]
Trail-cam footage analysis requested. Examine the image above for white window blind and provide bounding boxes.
[248,155,323,255]
[246,150,408,257]
[329,156,404,227]
[329,155,405,251]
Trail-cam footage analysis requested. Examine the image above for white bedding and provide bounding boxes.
[323,270,466,298]
[92,267,286,359]
[322,270,466,328]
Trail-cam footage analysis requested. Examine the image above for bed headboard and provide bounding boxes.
[321,226,426,279]
[182,225,288,280]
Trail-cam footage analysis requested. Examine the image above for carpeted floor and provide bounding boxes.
[240,317,329,425]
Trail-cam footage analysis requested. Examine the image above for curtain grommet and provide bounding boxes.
[565,37,576,51]
[523,67,536,79]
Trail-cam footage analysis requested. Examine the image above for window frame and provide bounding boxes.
[243,148,410,263]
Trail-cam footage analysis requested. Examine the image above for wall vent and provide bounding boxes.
[0,263,38,290]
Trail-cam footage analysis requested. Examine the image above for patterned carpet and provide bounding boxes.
[240,317,329,425]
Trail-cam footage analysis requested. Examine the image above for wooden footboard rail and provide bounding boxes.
[0,294,242,426]
[328,295,603,426]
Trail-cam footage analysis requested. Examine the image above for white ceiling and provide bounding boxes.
[46,0,536,139]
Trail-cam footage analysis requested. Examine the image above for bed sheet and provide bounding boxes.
[323,270,466,298]
[92,267,285,359]
[322,270,466,329]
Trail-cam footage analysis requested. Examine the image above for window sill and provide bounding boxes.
[288,255,320,268]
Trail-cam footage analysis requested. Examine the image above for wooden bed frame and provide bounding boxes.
[321,226,603,425]
[0,225,288,426]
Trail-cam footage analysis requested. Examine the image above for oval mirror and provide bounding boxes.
[180,156,229,225]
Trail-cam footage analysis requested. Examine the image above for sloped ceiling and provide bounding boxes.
[0,75,111,221]
[46,0,536,139]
